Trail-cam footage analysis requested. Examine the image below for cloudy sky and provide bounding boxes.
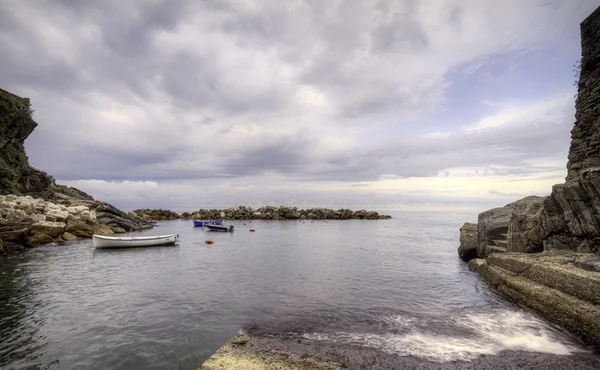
[1,0,598,213]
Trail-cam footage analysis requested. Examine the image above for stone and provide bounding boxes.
[0,225,29,242]
[67,205,89,214]
[458,222,478,261]
[0,238,3,252]
[66,222,95,237]
[0,207,29,225]
[110,226,126,233]
[61,232,78,241]
[26,232,55,245]
[45,209,69,222]
[27,213,46,223]
[93,225,114,235]
[31,221,65,238]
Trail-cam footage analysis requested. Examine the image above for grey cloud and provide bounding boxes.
[2,0,593,197]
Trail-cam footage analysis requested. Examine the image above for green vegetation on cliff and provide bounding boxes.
[0,89,54,196]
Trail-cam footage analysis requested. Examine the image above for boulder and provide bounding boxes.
[0,224,30,242]
[67,205,89,214]
[458,222,478,261]
[110,226,126,233]
[0,207,29,224]
[16,197,34,212]
[93,225,114,235]
[62,232,78,241]
[27,213,46,223]
[26,232,55,245]
[45,209,69,222]
[31,221,65,238]
[66,222,95,237]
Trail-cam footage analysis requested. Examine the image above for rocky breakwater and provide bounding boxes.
[131,208,181,221]
[0,195,153,253]
[134,205,391,221]
[458,6,600,345]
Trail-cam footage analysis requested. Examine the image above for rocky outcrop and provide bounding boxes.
[457,222,478,261]
[136,206,391,221]
[0,194,152,252]
[0,88,153,252]
[0,88,56,197]
[131,208,181,221]
[460,7,600,260]
[460,196,545,261]
[459,6,600,347]
[468,253,600,345]
[536,6,600,254]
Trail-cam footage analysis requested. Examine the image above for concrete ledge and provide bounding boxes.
[199,334,341,370]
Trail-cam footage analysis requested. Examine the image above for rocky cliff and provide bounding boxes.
[458,6,600,345]
[0,89,152,253]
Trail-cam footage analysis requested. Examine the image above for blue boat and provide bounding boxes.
[205,224,234,232]
[193,219,223,227]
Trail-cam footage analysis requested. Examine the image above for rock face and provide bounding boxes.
[0,88,54,197]
[460,8,600,260]
[468,253,600,345]
[459,6,600,346]
[457,222,478,261]
[136,206,392,221]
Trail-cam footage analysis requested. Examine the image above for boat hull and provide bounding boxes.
[193,219,223,227]
[205,224,234,232]
[93,234,179,248]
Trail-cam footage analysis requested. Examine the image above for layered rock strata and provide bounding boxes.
[459,6,600,345]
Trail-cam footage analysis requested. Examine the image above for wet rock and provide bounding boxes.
[93,225,113,235]
[0,224,29,242]
[199,332,600,370]
[31,221,65,238]
[469,252,600,345]
[65,222,95,237]
[110,226,126,233]
[457,222,478,261]
[27,231,56,245]
[62,232,78,241]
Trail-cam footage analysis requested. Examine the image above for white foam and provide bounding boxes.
[302,310,581,362]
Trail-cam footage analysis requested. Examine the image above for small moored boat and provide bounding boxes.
[193,219,223,227]
[205,224,234,232]
[93,233,179,248]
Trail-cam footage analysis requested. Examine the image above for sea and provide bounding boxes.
[1,211,599,369]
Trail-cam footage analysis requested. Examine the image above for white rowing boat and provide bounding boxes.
[92,233,179,248]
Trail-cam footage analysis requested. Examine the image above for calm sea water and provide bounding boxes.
[0,212,598,369]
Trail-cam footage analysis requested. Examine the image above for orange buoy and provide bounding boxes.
[249,229,255,232]
[205,240,214,244]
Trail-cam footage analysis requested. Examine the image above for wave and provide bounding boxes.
[302,309,583,362]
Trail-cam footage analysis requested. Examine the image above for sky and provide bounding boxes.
[1,0,599,214]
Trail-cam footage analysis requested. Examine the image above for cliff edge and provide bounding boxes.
[0,89,152,253]
[458,6,600,345]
